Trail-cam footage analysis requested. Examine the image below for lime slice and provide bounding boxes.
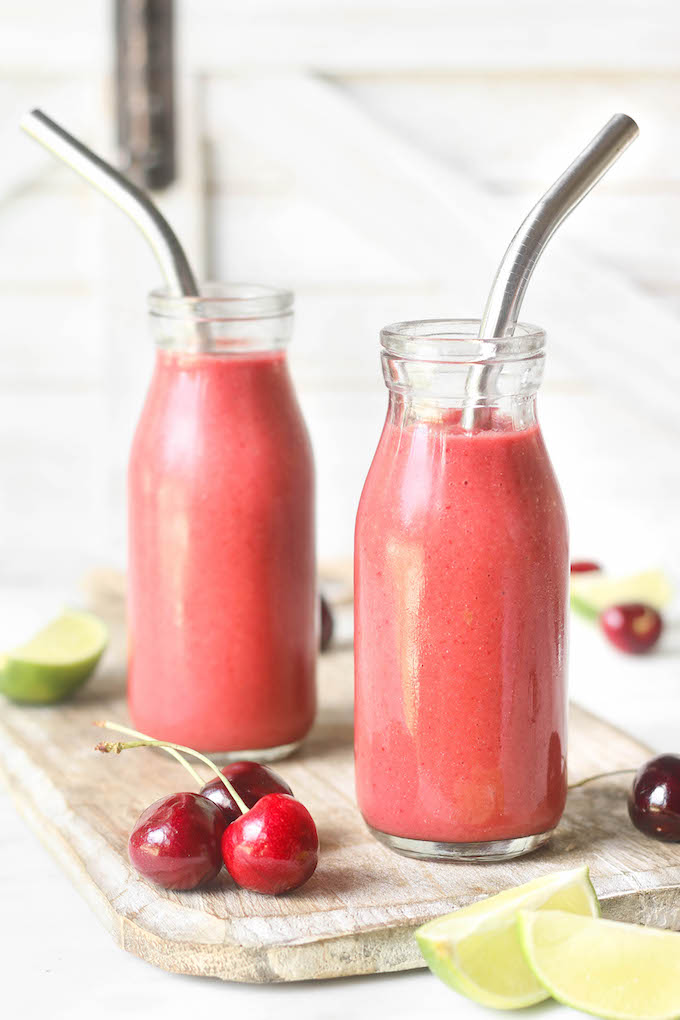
[415,866,599,1010]
[519,909,680,1020]
[0,610,108,704]
[571,569,674,621]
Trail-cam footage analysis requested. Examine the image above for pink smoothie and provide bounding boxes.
[355,412,568,843]
[128,347,316,752]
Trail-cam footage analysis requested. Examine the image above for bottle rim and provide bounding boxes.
[380,319,545,364]
[148,282,294,322]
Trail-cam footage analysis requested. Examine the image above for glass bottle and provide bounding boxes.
[354,319,568,860]
[128,284,316,758]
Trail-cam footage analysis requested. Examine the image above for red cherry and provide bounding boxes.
[320,594,334,651]
[628,755,680,841]
[600,602,663,654]
[222,793,319,895]
[128,792,226,890]
[199,761,293,825]
[570,560,602,574]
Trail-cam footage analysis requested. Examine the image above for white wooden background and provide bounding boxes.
[1,0,679,593]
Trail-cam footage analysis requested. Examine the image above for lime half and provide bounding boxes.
[519,909,680,1020]
[415,866,599,1010]
[0,610,108,704]
[571,569,674,621]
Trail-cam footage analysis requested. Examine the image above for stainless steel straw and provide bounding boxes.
[20,108,200,301]
[462,113,639,430]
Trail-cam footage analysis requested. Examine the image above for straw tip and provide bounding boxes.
[612,112,640,137]
[19,108,44,132]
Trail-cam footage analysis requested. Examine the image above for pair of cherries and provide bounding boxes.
[127,759,319,895]
[571,561,663,654]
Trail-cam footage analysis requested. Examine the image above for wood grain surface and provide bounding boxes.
[0,590,678,983]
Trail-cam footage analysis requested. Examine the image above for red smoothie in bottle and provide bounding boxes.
[354,320,568,859]
[128,286,316,756]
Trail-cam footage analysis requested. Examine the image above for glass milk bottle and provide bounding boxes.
[354,320,568,861]
[128,284,316,758]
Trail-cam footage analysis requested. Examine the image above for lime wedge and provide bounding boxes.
[415,867,599,1010]
[518,909,680,1020]
[0,610,108,704]
[571,569,674,621]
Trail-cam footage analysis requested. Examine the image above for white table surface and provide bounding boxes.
[1,584,679,1020]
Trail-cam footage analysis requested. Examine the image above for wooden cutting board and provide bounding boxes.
[0,589,678,984]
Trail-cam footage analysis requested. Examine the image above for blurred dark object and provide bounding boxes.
[570,560,602,574]
[628,755,680,841]
[115,0,175,190]
[320,594,334,652]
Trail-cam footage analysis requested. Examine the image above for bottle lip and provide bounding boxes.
[148,282,294,321]
[380,318,545,363]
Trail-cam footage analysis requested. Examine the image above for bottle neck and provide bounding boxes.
[387,390,538,432]
[148,283,294,354]
[380,318,546,431]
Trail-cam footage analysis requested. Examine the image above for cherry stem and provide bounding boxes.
[94,720,249,815]
[568,768,637,790]
[95,738,204,787]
